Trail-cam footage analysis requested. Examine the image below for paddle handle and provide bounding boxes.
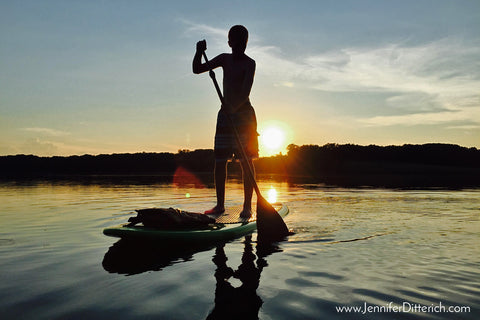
[202,52,261,197]
[202,54,225,106]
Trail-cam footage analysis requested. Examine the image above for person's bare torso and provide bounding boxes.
[222,53,255,110]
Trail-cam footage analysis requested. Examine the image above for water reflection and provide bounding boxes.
[102,236,282,320]
[207,236,282,320]
[267,185,277,203]
[102,239,218,275]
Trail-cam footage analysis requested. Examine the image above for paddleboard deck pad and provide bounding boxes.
[103,203,288,242]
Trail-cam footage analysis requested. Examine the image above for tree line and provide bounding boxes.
[1,143,479,187]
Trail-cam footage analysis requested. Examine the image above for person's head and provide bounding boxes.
[228,25,248,54]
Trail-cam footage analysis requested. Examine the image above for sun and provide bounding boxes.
[262,127,284,150]
[258,121,292,157]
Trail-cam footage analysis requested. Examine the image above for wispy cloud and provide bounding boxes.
[360,111,467,127]
[257,39,479,97]
[182,20,227,39]
[21,127,70,136]
[447,124,480,130]
[259,39,480,127]
[183,21,480,128]
[260,38,480,95]
[20,138,59,155]
[180,19,228,49]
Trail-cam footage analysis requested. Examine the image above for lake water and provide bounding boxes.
[0,178,479,319]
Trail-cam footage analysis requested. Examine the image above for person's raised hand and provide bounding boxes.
[196,40,207,53]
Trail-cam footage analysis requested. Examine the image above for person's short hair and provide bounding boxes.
[228,25,248,45]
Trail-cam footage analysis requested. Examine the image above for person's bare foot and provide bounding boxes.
[204,206,225,216]
[240,208,252,219]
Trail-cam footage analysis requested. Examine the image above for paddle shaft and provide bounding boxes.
[202,52,261,197]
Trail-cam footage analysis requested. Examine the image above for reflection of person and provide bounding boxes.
[206,236,263,320]
[193,25,258,218]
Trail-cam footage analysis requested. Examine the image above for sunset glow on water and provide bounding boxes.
[0,180,478,319]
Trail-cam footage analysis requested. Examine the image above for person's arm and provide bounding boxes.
[193,40,223,74]
[192,40,207,74]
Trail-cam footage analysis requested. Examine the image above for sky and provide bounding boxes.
[1,0,479,157]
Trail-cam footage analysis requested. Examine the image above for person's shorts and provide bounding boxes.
[214,105,259,161]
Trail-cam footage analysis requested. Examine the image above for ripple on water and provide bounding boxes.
[285,277,323,288]
[262,289,343,320]
[298,271,346,281]
[0,239,15,246]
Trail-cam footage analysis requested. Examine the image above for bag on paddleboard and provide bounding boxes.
[127,207,215,229]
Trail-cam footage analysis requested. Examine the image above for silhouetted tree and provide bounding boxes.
[1,144,479,187]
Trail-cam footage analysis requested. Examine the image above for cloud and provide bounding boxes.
[182,20,227,39]
[384,93,451,115]
[257,38,480,127]
[21,127,70,137]
[359,111,462,127]
[180,20,228,49]
[447,124,480,130]
[272,38,480,96]
[183,21,480,128]
[20,138,59,155]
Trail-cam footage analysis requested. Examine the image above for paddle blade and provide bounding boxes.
[256,196,290,242]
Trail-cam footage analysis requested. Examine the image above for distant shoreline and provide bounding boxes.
[1,143,479,188]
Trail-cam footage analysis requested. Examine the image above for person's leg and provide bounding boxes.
[240,158,255,218]
[205,159,227,215]
[207,108,230,215]
[215,159,228,210]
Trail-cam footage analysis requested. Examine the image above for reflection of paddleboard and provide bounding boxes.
[103,203,289,242]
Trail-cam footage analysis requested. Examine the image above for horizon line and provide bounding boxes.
[2,142,478,158]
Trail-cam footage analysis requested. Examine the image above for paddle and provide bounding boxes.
[201,50,290,241]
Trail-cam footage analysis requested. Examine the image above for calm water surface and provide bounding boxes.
[0,179,479,319]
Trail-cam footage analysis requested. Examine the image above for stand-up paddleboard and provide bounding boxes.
[103,203,289,242]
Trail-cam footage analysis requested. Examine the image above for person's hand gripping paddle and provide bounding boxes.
[201,42,290,242]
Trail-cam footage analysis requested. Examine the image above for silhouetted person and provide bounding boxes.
[193,25,258,218]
